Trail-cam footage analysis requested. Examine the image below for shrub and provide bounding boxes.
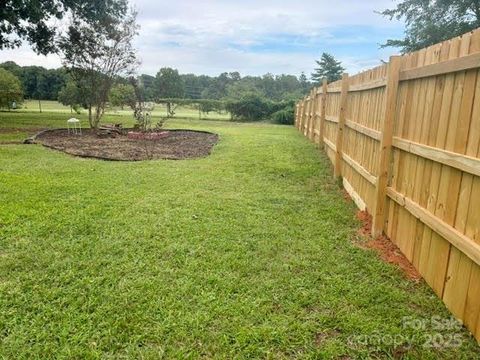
[225,94,296,123]
[0,68,23,109]
[271,106,295,125]
[225,94,272,121]
[198,99,225,115]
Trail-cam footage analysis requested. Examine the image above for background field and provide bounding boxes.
[1,107,479,358]
[0,100,231,143]
[19,99,231,120]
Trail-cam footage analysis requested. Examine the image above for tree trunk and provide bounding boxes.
[38,99,42,113]
[88,105,94,128]
[93,104,104,129]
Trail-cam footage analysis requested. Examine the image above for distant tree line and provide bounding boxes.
[136,70,310,102]
[0,61,312,124]
[0,61,311,103]
[0,61,67,101]
[2,0,477,125]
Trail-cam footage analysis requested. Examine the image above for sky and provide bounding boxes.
[0,0,405,78]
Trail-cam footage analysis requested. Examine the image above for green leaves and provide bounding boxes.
[311,53,344,84]
[58,6,138,128]
[153,68,185,100]
[379,0,480,52]
[0,0,130,55]
[0,68,23,109]
[109,83,136,109]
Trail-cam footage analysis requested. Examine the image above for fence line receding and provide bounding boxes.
[295,28,480,342]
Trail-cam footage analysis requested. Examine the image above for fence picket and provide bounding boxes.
[295,28,480,342]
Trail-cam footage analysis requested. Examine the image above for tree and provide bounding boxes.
[182,73,211,99]
[0,61,21,77]
[153,68,184,99]
[0,0,129,55]
[138,74,156,101]
[299,72,310,92]
[38,68,67,100]
[275,74,303,100]
[110,83,136,109]
[0,68,23,109]
[311,53,344,84]
[379,0,480,53]
[154,68,184,116]
[201,72,239,99]
[58,8,138,128]
[226,94,272,121]
[225,78,264,100]
[0,63,67,101]
[58,81,87,113]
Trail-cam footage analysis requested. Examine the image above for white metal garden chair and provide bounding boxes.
[67,118,82,135]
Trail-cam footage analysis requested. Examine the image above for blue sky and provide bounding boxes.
[0,0,405,78]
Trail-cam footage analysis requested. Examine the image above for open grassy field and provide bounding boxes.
[18,100,231,121]
[0,100,229,144]
[1,108,480,358]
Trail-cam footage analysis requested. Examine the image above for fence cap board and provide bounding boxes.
[399,51,480,81]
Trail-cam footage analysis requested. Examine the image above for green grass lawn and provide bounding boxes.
[18,100,231,121]
[0,101,229,143]
[0,109,479,359]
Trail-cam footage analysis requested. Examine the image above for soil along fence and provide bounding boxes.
[295,28,480,342]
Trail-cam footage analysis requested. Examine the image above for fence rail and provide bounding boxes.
[295,28,480,342]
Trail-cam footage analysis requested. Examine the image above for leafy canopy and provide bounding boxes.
[59,7,138,128]
[0,0,129,55]
[110,83,136,109]
[154,68,185,100]
[380,0,480,52]
[0,62,67,100]
[0,68,23,109]
[311,53,344,84]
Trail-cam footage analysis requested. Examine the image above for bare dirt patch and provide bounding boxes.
[314,329,341,347]
[355,210,421,282]
[34,128,218,161]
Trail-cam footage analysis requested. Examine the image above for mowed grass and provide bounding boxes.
[0,109,480,359]
[0,101,229,143]
[18,100,231,120]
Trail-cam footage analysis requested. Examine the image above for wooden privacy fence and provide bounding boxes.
[295,28,480,342]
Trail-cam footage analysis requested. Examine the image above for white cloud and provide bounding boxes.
[0,0,404,76]
[0,47,62,69]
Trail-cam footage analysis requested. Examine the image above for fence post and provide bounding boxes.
[372,56,402,237]
[307,93,313,138]
[334,73,349,178]
[313,87,321,144]
[319,79,328,146]
[305,95,311,137]
[312,88,319,143]
[295,103,299,128]
[299,99,305,132]
[301,97,307,135]
[309,88,316,140]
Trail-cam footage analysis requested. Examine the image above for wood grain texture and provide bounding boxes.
[295,28,480,342]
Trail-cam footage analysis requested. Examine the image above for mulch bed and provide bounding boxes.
[34,128,219,161]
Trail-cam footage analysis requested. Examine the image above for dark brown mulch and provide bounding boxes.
[34,129,219,161]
